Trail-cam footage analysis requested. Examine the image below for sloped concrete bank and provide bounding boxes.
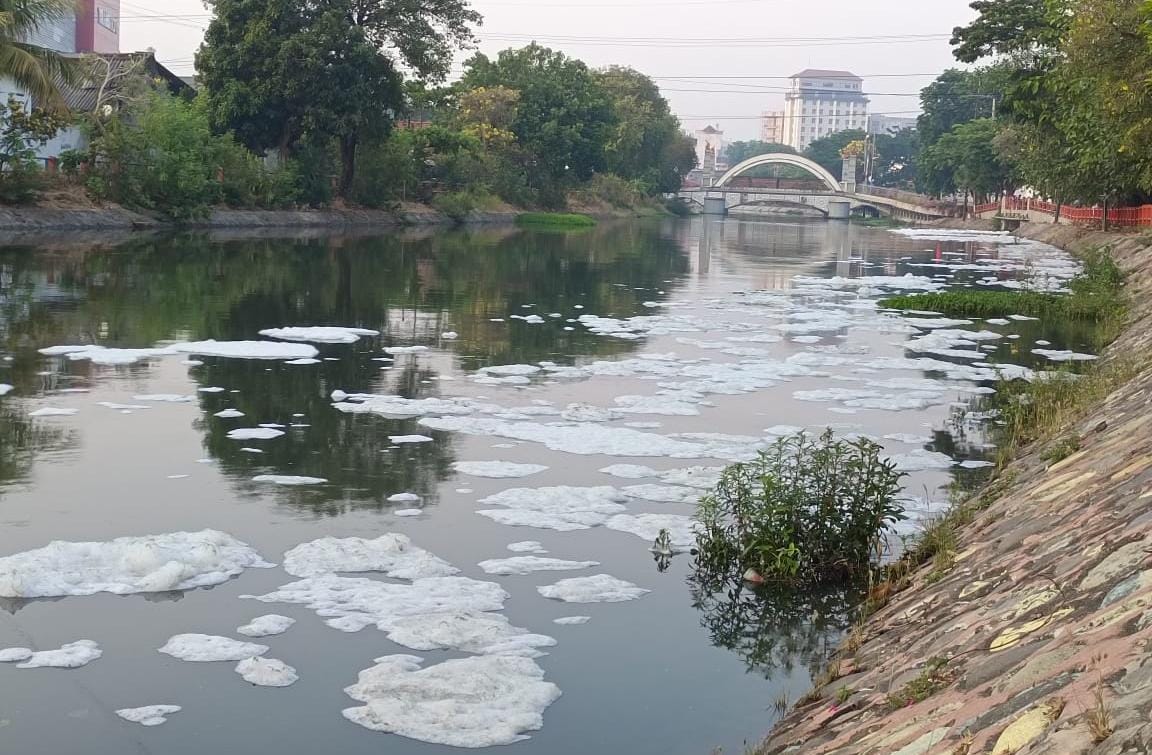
[758,223,1152,754]
[0,205,521,231]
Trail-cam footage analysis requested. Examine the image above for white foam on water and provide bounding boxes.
[171,340,319,360]
[16,640,101,668]
[887,448,956,472]
[213,408,245,419]
[28,407,77,417]
[604,513,698,548]
[480,364,541,376]
[237,614,296,637]
[285,358,321,365]
[441,332,459,339]
[384,346,429,354]
[1009,314,1040,321]
[598,464,658,479]
[389,435,434,444]
[244,575,508,635]
[1033,349,1098,362]
[281,534,457,580]
[97,402,150,410]
[553,616,590,625]
[0,384,11,396]
[342,654,561,747]
[235,657,299,686]
[115,705,182,726]
[476,486,628,531]
[40,345,175,365]
[334,395,488,418]
[387,493,421,503]
[0,530,273,598]
[159,634,268,662]
[134,394,194,403]
[506,541,547,554]
[227,428,285,440]
[612,395,700,416]
[889,228,1016,243]
[0,647,33,662]
[383,612,556,658]
[621,484,700,504]
[252,475,327,486]
[452,461,549,478]
[394,509,422,517]
[537,574,649,603]
[985,318,1011,325]
[259,327,378,344]
[477,556,599,576]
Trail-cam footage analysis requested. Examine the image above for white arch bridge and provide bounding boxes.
[678,153,953,221]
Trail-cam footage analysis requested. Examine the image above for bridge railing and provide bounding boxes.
[980,197,1152,227]
[855,184,962,215]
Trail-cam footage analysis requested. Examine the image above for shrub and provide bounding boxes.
[573,173,646,208]
[0,97,67,204]
[694,430,906,582]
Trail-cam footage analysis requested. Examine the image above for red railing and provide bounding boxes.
[976,196,1152,227]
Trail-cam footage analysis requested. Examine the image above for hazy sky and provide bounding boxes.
[121,0,979,140]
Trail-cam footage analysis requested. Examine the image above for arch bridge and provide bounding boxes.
[679,153,952,221]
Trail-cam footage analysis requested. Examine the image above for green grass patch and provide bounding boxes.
[516,212,597,228]
[886,657,957,710]
[878,247,1126,343]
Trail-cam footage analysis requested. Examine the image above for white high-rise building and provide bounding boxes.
[782,70,869,151]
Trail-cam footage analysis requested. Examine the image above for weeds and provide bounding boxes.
[835,686,853,704]
[694,430,906,583]
[1041,434,1082,464]
[771,693,789,716]
[515,212,597,227]
[1087,679,1114,743]
[886,657,957,710]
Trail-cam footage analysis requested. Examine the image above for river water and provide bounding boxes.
[0,218,1090,754]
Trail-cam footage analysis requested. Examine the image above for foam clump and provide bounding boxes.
[159,634,268,662]
[389,434,434,444]
[170,340,318,360]
[477,556,599,576]
[29,407,77,417]
[605,513,699,548]
[227,428,285,440]
[237,614,296,637]
[252,475,327,486]
[476,486,627,532]
[383,612,556,657]
[553,616,591,625]
[235,657,298,686]
[452,461,549,478]
[18,640,102,668]
[537,574,649,603]
[39,345,175,365]
[342,654,561,747]
[0,647,33,662]
[282,534,457,579]
[258,326,378,344]
[115,705,182,726]
[506,541,547,554]
[0,529,273,598]
[386,492,421,503]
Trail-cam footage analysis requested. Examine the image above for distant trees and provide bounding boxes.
[724,140,796,165]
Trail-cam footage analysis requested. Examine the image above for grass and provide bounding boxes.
[515,212,597,228]
[886,656,957,710]
[852,216,904,228]
[879,247,1127,343]
[1087,678,1114,743]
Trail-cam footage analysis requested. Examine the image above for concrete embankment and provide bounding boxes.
[0,205,522,232]
[759,223,1152,754]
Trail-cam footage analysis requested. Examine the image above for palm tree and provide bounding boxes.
[0,0,77,114]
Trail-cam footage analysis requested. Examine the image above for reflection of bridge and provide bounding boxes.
[679,153,953,221]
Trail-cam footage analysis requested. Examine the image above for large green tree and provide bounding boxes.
[871,128,919,189]
[921,119,1016,201]
[460,44,616,204]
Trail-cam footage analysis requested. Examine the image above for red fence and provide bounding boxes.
[978,197,1152,227]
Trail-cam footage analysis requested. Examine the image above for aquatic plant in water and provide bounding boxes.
[693,430,906,582]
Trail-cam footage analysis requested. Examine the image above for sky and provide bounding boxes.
[121,0,979,141]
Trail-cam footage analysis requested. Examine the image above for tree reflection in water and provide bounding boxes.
[688,567,865,680]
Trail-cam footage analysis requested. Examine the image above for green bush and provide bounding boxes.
[694,430,906,582]
[574,173,646,208]
[0,97,66,205]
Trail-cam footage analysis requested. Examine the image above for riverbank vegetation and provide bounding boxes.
[693,430,906,583]
[5,1,697,220]
[515,212,597,228]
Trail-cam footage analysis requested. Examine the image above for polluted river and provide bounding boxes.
[0,217,1095,754]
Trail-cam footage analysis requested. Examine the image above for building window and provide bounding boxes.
[97,5,118,32]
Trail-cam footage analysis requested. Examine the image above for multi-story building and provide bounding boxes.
[868,114,918,136]
[21,0,120,54]
[760,111,785,144]
[782,69,869,151]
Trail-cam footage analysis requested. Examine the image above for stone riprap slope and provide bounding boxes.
[760,224,1152,755]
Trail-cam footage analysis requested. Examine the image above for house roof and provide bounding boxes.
[791,69,862,81]
[54,52,193,112]
[700,125,721,134]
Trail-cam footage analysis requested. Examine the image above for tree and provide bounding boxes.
[871,128,919,188]
[460,45,616,204]
[802,129,865,180]
[921,119,1017,202]
[347,0,482,82]
[951,0,1062,64]
[724,140,796,165]
[0,0,76,113]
